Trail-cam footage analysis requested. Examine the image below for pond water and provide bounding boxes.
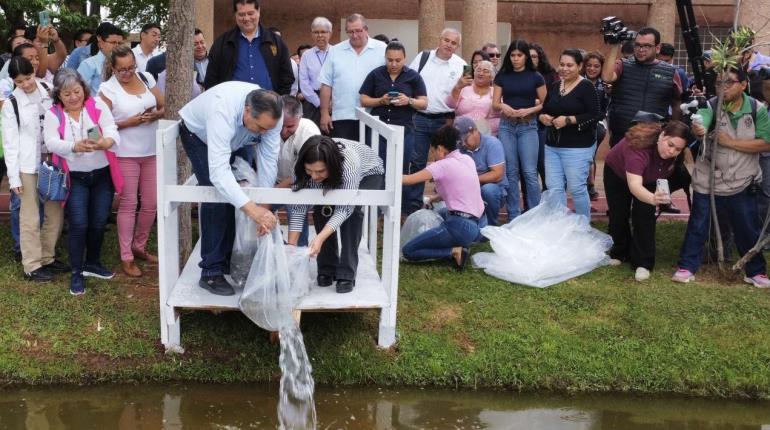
[1,383,769,429]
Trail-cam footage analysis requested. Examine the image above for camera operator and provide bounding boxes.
[601,25,683,147]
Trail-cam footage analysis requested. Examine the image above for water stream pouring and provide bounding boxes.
[238,225,317,429]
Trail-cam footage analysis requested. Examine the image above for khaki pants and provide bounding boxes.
[20,173,64,273]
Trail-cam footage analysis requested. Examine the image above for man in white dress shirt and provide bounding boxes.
[179,82,283,296]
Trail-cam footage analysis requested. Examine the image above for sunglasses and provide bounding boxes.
[487,53,501,58]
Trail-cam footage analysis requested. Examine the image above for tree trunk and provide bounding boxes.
[165,0,196,266]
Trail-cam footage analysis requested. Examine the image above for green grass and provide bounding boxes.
[1,220,770,399]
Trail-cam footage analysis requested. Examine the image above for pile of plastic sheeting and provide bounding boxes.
[471,190,613,288]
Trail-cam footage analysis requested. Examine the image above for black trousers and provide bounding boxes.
[604,165,657,270]
[331,120,360,141]
[302,99,321,126]
[313,174,385,281]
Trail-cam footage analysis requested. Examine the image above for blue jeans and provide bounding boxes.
[480,182,506,226]
[403,114,447,214]
[402,214,480,261]
[180,123,254,277]
[678,189,766,277]
[498,118,541,220]
[273,203,308,247]
[758,156,770,226]
[66,166,114,273]
[544,144,596,220]
[10,190,20,253]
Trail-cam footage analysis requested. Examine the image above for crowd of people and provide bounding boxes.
[2,0,770,296]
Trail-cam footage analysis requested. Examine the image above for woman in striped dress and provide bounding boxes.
[288,135,384,294]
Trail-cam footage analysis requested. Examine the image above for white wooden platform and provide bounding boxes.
[167,240,389,311]
[156,109,404,352]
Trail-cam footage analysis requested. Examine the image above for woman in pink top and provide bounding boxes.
[402,125,485,270]
[447,60,500,135]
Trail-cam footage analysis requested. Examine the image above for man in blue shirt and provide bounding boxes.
[455,116,507,226]
[319,13,386,140]
[77,23,124,94]
[179,82,283,296]
[203,0,293,94]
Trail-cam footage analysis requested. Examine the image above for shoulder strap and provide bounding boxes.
[39,81,50,92]
[136,72,150,88]
[9,95,19,128]
[707,96,718,133]
[749,97,758,122]
[418,50,431,74]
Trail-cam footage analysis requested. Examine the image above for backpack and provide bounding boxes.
[8,81,50,128]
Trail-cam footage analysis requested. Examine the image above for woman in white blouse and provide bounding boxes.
[0,56,66,282]
[43,68,122,296]
[98,45,164,277]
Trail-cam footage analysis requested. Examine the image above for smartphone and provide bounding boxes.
[387,90,400,99]
[656,179,671,203]
[38,11,50,27]
[87,126,101,141]
[463,64,472,77]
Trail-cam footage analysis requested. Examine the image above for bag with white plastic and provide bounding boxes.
[230,157,260,288]
[400,208,443,252]
[239,226,312,331]
[471,190,613,288]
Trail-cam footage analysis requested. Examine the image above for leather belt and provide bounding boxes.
[448,210,479,222]
[417,111,455,120]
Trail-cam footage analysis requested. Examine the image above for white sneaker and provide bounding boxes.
[608,258,622,266]
[635,267,650,282]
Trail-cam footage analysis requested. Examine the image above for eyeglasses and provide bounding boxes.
[346,29,365,36]
[487,53,501,58]
[634,43,656,50]
[116,65,137,74]
[717,79,740,87]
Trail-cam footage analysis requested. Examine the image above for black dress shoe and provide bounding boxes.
[199,275,235,296]
[24,267,53,283]
[454,247,470,272]
[336,279,354,294]
[317,274,334,287]
[43,259,70,274]
[14,251,21,263]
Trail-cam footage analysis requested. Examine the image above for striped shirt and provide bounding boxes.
[289,138,384,232]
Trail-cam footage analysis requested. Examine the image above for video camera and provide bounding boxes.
[601,17,637,45]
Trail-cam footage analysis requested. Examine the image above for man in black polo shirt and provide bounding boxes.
[602,27,683,147]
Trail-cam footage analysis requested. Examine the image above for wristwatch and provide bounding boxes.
[408,98,414,106]
[565,116,573,125]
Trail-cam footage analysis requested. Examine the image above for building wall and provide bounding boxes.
[214,0,737,65]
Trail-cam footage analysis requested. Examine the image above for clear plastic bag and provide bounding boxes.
[471,190,613,288]
[239,226,312,331]
[400,208,443,251]
[230,157,259,288]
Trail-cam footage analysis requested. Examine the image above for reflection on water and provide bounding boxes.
[1,383,769,429]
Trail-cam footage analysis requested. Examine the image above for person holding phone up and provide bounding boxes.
[44,68,123,296]
[98,45,165,278]
[359,41,427,179]
[603,115,689,282]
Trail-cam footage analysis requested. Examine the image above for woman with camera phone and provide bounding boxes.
[447,60,500,136]
[360,41,427,174]
[492,39,546,221]
[44,68,122,295]
[539,49,602,220]
[603,118,689,281]
[98,45,165,278]
[1,56,66,283]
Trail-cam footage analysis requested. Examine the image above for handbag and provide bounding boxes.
[37,158,68,201]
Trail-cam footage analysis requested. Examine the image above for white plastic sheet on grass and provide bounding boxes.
[471,190,612,288]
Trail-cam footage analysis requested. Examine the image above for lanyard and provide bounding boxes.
[315,49,328,67]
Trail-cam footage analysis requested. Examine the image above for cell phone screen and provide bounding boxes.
[87,126,101,141]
